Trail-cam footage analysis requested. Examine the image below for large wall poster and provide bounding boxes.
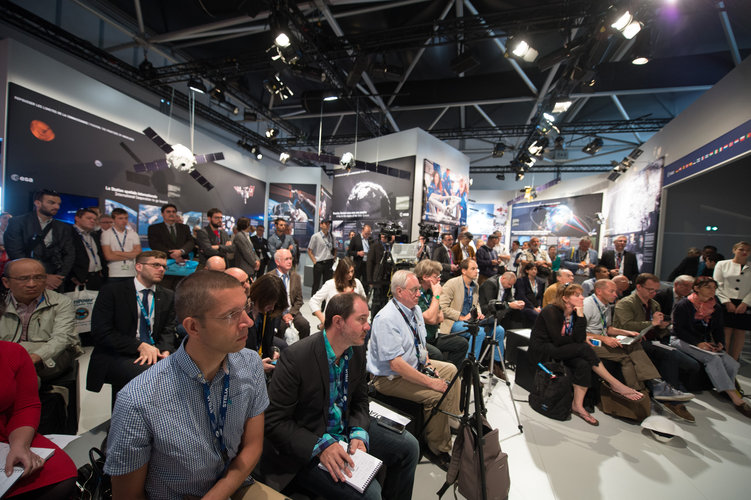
[603,157,664,273]
[331,156,415,246]
[4,83,266,240]
[510,193,604,254]
[422,158,469,227]
[268,183,316,249]
[468,202,508,243]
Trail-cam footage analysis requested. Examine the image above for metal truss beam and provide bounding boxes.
[470,164,613,174]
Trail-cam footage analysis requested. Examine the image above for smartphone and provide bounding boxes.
[376,416,405,434]
[590,338,602,347]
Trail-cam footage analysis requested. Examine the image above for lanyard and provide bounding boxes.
[256,313,267,357]
[112,228,128,252]
[136,290,155,344]
[591,296,609,330]
[202,367,231,477]
[420,289,432,305]
[76,227,100,267]
[392,299,424,358]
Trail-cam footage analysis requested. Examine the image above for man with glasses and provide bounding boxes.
[600,234,640,285]
[267,218,294,271]
[1,258,81,380]
[613,273,701,422]
[432,233,458,283]
[147,203,195,289]
[105,271,285,499]
[367,270,460,470]
[86,251,177,401]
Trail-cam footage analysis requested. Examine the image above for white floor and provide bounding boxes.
[67,291,751,500]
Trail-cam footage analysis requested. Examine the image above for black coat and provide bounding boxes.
[346,233,371,280]
[366,240,388,286]
[515,276,546,310]
[4,212,75,276]
[672,298,724,346]
[147,222,195,257]
[86,279,177,392]
[432,244,454,283]
[600,250,640,284]
[67,226,107,286]
[262,333,370,491]
[529,305,587,364]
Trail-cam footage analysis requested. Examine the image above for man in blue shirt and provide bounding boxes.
[105,271,283,500]
[368,270,460,469]
[264,292,419,499]
[266,218,294,270]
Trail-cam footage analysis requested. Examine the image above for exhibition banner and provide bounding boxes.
[4,84,265,242]
[268,183,316,249]
[468,202,507,242]
[422,158,469,227]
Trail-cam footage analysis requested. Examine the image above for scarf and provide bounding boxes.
[687,292,715,321]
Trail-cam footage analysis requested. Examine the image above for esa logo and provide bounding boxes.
[75,307,90,321]
[10,174,34,183]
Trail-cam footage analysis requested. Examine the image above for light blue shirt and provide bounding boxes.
[366,299,427,376]
[105,341,269,500]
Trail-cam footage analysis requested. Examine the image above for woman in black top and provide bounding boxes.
[515,262,546,325]
[530,283,643,425]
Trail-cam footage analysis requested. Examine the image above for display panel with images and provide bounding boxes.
[319,187,332,223]
[268,183,316,249]
[422,158,469,227]
[603,157,664,273]
[56,192,100,225]
[331,156,415,246]
[4,83,265,238]
[468,202,508,243]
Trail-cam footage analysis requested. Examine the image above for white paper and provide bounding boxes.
[43,434,80,449]
[369,401,411,426]
[0,443,55,496]
[317,441,383,494]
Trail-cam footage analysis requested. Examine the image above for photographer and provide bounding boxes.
[367,232,395,318]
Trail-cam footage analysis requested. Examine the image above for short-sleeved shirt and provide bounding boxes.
[583,295,612,336]
[366,299,427,376]
[104,340,269,500]
[308,231,335,262]
[101,227,140,277]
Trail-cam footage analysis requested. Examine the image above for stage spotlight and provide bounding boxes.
[507,37,538,62]
[611,11,642,39]
[515,171,525,181]
[266,127,279,138]
[340,152,355,168]
[632,55,649,65]
[249,145,262,160]
[582,137,603,155]
[209,86,225,102]
[188,78,206,94]
[242,110,258,122]
[275,33,291,48]
[218,100,239,115]
[492,143,507,158]
[553,101,572,113]
[528,137,549,156]
[279,152,290,164]
[542,112,556,123]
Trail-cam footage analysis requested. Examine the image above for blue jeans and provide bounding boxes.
[451,320,505,361]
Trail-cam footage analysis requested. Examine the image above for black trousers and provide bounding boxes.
[549,342,599,387]
[312,259,335,294]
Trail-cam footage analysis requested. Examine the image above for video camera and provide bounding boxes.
[377,220,403,237]
[418,221,439,240]
[484,299,510,321]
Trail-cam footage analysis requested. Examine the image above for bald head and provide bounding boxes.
[225,267,250,296]
[612,274,629,292]
[205,256,227,272]
[274,249,293,273]
[500,271,517,289]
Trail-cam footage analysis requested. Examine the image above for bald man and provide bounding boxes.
[205,255,227,272]
[266,249,309,338]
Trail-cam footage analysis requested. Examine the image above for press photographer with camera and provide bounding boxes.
[367,227,398,318]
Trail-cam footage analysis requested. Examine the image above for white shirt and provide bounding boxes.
[713,259,751,305]
[102,227,140,277]
[309,278,366,314]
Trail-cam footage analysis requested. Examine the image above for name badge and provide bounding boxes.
[121,260,132,271]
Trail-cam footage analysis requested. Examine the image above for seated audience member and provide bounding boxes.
[86,251,177,399]
[205,255,227,272]
[264,293,419,499]
[4,189,74,292]
[101,208,141,282]
[0,211,12,251]
[547,244,561,281]
[1,258,81,381]
[671,276,751,418]
[543,269,574,307]
[478,272,526,360]
[245,273,288,373]
[581,265,610,297]
[225,267,251,298]
[600,235,640,284]
[147,203,195,289]
[368,271,460,469]
[519,237,552,279]
[612,274,630,300]
[195,208,232,268]
[1,341,77,499]
[105,271,284,499]
[655,274,694,316]
[310,258,366,330]
[267,249,310,338]
[476,233,502,285]
[713,241,751,361]
[515,262,546,324]
[432,233,458,283]
[439,259,506,370]
[613,273,700,421]
[267,219,295,271]
[584,279,693,402]
[66,208,106,292]
[451,231,475,265]
[562,236,598,284]
[231,217,260,279]
[530,284,643,426]
[415,259,469,368]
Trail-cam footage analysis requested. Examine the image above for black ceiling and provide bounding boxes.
[4,0,751,178]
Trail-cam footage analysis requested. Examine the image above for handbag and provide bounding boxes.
[597,381,650,422]
[66,285,98,334]
[528,361,573,421]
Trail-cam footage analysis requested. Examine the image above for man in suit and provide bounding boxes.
[267,249,309,338]
[451,231,475,267]
[263,292,419,498]
[4,188,74,291]
[346,224,372,295]
[66,208,107,292]
[86,250,177,400]
[231,217,260,278]
[195,208,232,268]
[600,234,640,284]
[250,225,271,275]
[147,203,195,289]
[655,274,694,316]
[562,236,599,284]
[432,233,458,283]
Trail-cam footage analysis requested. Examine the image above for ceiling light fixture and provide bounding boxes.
[187,78,206,94]
[582,137,604,155]
[528,137,549,156]
[279,152,290,164]
[632,56,649,65]
[492,143,507,158]
[266,127,279,138]
[507,37,538,62]
[611,11,642,39]
[275,33,290,48]
[552,101,572,113]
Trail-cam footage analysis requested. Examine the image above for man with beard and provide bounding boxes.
[195,208,232,269]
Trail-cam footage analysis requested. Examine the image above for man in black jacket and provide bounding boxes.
[86,250,177,400]
[346,224,372,295]
[4,188,74,291]
[600,235,640,285]
[250,225,271,275]
[66,208,107,292]
[147,203,195,289]
[366,233,393,318]
[262,292,418,499]
[195,208,232,268]
[431,233,458,283]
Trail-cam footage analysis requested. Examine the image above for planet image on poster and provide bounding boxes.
[345,181,393,218]
[30,120,55,142]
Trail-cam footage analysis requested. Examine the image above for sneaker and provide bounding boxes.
[662,402,695,423]
[735,402,751,419]
[652,380,694,402]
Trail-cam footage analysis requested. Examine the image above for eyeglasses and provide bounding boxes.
[7,274,47,283]
[641,286,659,293]
[402,286,421,295]
[142,262,167,269]
[204,308,248,325]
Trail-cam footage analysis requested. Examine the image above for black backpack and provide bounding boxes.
[528,361,573,421]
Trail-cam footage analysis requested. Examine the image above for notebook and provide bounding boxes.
[617,325,656,345]
[317,441,383,494]
[0,443,55,496]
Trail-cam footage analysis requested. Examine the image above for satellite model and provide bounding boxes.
[120,127,222,191]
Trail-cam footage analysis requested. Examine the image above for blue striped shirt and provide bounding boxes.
[104,341,269,500]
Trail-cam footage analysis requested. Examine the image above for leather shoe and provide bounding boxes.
[735,401,751,419]
[492,364,507,380]
[662,402,695,423]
